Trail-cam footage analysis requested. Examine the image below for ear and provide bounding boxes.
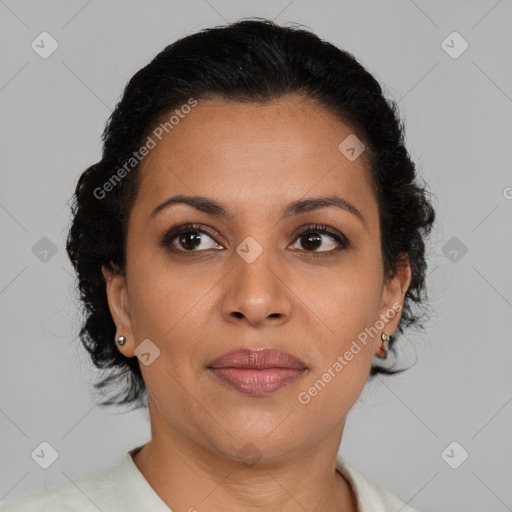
[374,254,412,357]
[101,264,136,357]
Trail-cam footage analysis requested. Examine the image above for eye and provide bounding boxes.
[289,224,348,253]
[160,223,223,253]
[160,222,349,256]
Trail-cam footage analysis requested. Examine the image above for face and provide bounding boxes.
[103,94,411,461]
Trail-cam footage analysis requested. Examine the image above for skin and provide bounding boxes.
[102,94,411,512]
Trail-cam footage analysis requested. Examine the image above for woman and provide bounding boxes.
[1,18,435,512]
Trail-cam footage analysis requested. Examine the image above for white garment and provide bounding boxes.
[0,445,420,511]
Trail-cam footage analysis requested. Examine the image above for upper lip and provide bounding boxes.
[208,348,307,370]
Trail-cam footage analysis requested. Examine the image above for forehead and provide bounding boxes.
[135,95,376,220]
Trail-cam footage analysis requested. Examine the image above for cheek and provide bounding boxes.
[296,259,383,343]
[296,353,373,421]
[127,271,204,409]
[296,276,380,412]
[127,246,209,336]
[292,266,382,408]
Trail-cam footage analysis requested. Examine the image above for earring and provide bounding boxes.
[116,335,126,346]
[379,332,391,356]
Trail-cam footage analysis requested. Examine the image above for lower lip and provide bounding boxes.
[209,367,305,396]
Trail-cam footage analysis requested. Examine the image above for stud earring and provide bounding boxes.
[116,335,126,346]
[379,332,391,357]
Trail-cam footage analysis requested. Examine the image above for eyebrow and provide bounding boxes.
[151,194,366,227]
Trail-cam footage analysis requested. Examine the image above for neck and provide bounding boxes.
[132,410,357,512]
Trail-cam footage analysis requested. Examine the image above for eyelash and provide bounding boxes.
[160,222,349,257]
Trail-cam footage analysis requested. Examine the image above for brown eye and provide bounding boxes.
[176,230,205,251]
[161,224,223,253]
[290,224,348,253]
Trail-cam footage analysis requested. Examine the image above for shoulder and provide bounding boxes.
[336,454,421,512]
[0,457,124,512]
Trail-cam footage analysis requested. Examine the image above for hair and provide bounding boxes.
[66,17,436,409]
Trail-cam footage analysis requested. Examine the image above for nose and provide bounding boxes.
[221,242,292,328]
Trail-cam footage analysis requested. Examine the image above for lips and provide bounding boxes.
[208,348,307,396]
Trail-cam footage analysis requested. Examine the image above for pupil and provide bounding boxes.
[302,232,321,250]
[180,231,201,250]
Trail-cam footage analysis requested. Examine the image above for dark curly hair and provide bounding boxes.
[66,18,436,410]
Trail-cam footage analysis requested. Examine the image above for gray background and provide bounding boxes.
[1,1,511,511]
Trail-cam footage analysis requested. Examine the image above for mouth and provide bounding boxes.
[207,348,308,396]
